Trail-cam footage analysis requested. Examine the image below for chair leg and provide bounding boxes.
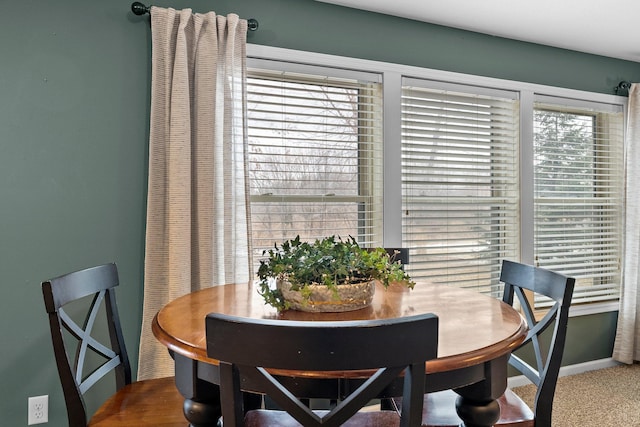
[380,398,395,410]
[244,392,262,411]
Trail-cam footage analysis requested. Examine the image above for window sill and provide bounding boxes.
[569,301,619,317]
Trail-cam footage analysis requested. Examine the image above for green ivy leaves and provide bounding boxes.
[257,235,415,310]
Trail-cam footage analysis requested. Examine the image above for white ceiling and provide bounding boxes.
[317,0,640,63]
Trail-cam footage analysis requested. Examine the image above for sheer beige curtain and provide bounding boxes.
[614,83,640,364]
[137,6,251,380]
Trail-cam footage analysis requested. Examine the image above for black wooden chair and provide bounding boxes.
[41,263,187,427]
[419,259,575,427]
[384,247,410,266]
[205,312,439,427]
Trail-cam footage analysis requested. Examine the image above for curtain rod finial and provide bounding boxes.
[132,2,150,16]
[615,81,631,96]
[248,18,259,31]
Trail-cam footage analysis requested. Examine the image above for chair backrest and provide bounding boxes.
[42,263,131,427]
[385,248,409,266]
[206,312,438,427]
[500,260,575,426]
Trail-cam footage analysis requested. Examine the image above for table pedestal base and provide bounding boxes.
[454,355,508,427]
[455,395,500,427]
[183,398,220,427]
[174,354,222,427]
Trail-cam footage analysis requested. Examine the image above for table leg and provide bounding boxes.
[182,397,222,427]
[174,354,222,427]
[454,394,500,427]
[454,355,508,427]
[174,354,263,426]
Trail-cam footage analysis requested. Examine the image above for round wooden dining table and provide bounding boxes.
[153,280,527,427]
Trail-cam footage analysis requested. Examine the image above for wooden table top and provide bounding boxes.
[152,281,527,374]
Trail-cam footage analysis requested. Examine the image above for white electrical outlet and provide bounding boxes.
[28,395,48,425]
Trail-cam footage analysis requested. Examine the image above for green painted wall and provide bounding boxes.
[1,0,636,425]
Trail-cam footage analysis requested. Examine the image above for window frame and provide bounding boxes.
[245,59,385,258]
[247,44,627,316]
[530,96,624,310]
[399,78,521,297]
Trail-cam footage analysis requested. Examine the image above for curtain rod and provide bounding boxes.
[131,2,259,31]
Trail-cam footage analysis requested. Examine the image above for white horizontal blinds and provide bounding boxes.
[533,98,624,306]
[401,79,520,297]
[247,66,384,265]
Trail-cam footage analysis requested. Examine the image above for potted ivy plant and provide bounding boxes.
[257,235,415,312]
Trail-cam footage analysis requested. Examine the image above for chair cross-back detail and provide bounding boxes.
[419,260,575,427]
[42,263,186,427]
[206,312,439,427]
[384,248,409,266]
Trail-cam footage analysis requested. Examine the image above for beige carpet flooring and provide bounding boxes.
[512,363,640,426]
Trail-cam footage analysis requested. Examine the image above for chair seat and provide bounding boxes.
[421,388,534,427]
[89,376,186,426]
[244,409,402,427]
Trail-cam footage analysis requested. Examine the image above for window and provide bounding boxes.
[246,45,626,310]
[533,97,624,306]
[246,61,384,265]
[401,79,520,296]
